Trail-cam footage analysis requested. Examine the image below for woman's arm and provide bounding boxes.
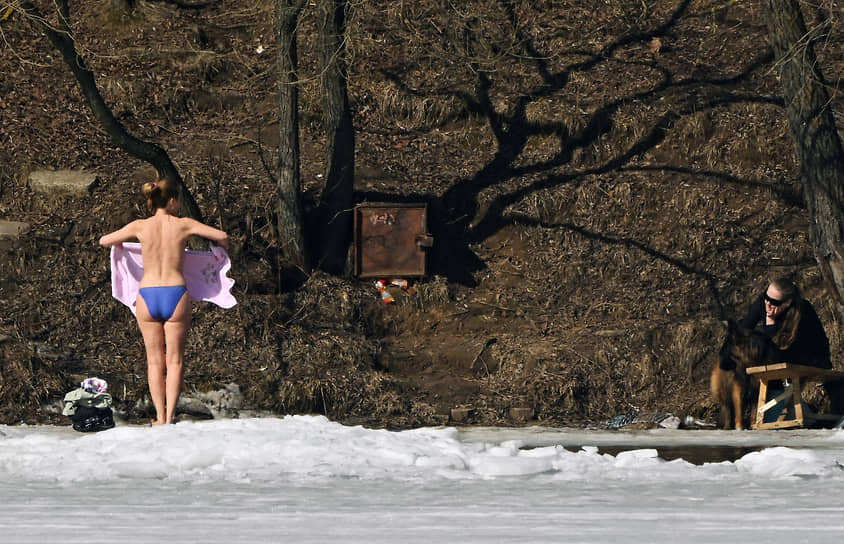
[739,295,765,330]
[185,218,229,250]
[99,220,141,247]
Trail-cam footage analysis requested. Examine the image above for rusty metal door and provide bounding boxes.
[353,203,433,278]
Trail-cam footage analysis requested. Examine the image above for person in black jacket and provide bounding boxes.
[739,277,830,369]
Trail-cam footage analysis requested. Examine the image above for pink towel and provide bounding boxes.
[110,242,236,316]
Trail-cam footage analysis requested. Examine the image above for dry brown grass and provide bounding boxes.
[0,344,67,423]
[1,0,843,427]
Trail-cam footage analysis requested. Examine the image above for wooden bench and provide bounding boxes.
[746,363,844,430]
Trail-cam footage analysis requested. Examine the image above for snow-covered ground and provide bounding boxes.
[2,416,844,543]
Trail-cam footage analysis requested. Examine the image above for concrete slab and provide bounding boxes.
[29,169,98,196]
[0,220,30,239]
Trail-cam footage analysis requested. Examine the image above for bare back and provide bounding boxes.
[135,214,194,287]
[100,209,228,288]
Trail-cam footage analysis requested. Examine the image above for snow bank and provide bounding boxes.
[3,416,844,485]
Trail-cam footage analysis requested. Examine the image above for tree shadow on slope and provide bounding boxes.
[374,0,794,315]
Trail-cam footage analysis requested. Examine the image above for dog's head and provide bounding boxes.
[719,320,770,371]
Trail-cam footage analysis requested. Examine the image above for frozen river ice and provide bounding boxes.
[2,416,844,543]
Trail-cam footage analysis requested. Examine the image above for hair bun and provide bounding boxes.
[143,178,177,213]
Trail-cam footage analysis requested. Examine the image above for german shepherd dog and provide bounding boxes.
[710,320,774,430]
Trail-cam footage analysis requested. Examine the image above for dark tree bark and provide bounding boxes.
[316,0,355,274]
[274,0,310,278]
[762,0,844,317]
[147,0,221,9]
[19,0,202,220]
[109,0,136,19]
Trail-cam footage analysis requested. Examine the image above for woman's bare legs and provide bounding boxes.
[136,295,166,424]
[163,293,191,424]
[135,292,191,424]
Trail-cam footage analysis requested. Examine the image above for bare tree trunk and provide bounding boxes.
[275,0,309,279]
[762,0,844,316]
[316,0,355,274]
[19,0,202,220]
[109,0,136,19]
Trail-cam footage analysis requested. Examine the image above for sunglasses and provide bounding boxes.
[763,293,789,307]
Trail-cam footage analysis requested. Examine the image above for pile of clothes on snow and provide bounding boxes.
[62,377,115,432]
[604,410,715,430]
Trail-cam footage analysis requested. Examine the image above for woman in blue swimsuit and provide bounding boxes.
[100,178,229,424]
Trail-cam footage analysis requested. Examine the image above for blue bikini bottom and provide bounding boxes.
[138,286,188,322]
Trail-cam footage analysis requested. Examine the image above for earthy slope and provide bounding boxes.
[1,0,842,427]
